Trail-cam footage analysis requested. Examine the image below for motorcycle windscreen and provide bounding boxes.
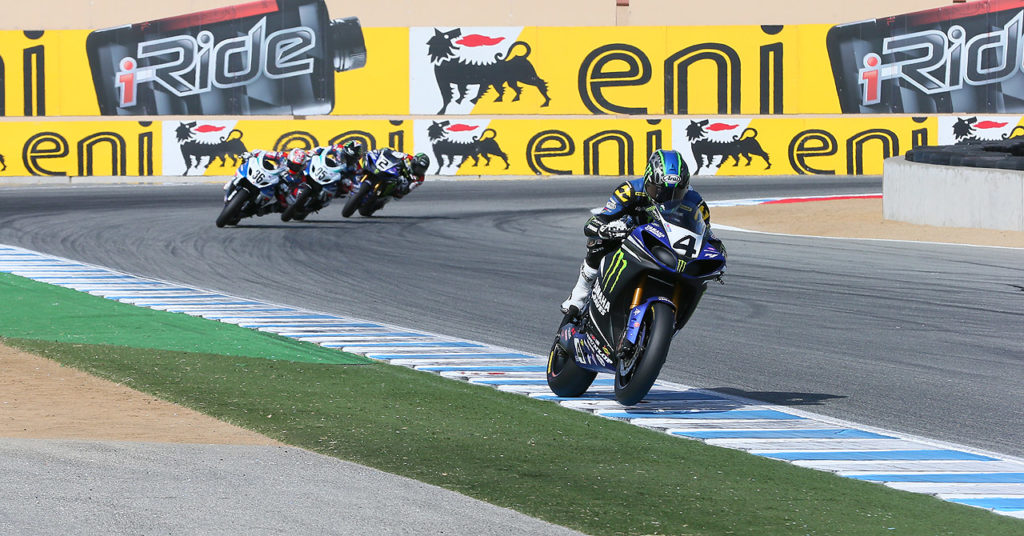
[657,199,707,236]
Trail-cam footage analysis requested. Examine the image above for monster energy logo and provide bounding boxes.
[603,250,628,293]
[676,259,687,272]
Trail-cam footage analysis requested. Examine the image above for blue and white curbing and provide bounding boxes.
[1,243,1022,520]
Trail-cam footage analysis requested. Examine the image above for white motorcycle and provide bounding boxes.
[281,150,351,222]
[215,155,288,228]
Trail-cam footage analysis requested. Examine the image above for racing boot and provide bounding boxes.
[560,263,598,317]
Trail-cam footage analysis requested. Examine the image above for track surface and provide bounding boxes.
[0,177,1021,458]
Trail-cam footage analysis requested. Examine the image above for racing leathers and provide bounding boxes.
[560,177,721,316]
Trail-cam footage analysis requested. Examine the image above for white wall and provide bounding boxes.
[8,0,959,30]
[883,157,1024,232]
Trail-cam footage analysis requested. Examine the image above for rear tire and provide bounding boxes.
[546,336,596,397]
[216,188,250,228]
[614,302,674,405]
[341,182,371,218]
[281,186,311,222]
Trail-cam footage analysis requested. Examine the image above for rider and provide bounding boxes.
[396,152,430,198]
[330,140,366,193]
[358,147,431,199]
[560,148,722,318]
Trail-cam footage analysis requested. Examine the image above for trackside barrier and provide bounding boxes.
[883,156,1024,232]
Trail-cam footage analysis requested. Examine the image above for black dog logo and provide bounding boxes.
[952,116,1024,143]
[175,122,248,175]
[427,28,550,114]
[686,120,771,174]
[428,121,510,173]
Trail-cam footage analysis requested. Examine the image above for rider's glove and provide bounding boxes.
[598,219,631,239]
[240,151,252,160]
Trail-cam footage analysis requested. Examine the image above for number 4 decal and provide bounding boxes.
[673,235,697,258]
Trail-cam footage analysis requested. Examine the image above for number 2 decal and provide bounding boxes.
[673,235,697,258]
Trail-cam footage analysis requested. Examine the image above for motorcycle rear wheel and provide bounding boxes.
[546,336,596,397]
[216,188,250,228]
[341,182,371,218]
[282,186,311,222]
[614,301,674,405]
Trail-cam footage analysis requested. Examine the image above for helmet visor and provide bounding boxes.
[646,174,680,201]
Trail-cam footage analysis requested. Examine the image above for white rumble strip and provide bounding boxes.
[2,243,1022,520]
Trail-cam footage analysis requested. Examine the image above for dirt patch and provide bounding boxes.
[3,199,1020,445]
[0,343,280,445]
[713,198,1024,248]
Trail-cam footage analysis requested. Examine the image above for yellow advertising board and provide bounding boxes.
[0,120,159,176]
[3,116,1023,178]
[408,25,839,117]
[6,0,1024,117]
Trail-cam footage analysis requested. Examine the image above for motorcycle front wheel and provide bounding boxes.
[341,182,371,218]
[614,301,674,405]
[358,191,381,217]
[546,336,596,398]
[216,188,251,228]
[281,185,311,222]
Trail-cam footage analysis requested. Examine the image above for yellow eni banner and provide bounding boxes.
[159,120,413,176]
[409,117,940,177]
[0,121,159,176]
[671,117,936,177]
[2,117,1003,178]
[409,25,838,116]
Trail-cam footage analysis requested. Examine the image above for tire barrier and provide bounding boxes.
[905,139,1024,171]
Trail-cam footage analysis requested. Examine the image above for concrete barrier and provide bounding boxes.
[883,156,1024,232]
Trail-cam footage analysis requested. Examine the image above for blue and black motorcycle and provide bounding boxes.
[547,198,727,405]
[341,149,406,218]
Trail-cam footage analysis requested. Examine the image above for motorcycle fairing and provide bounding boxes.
[624,296,676,344]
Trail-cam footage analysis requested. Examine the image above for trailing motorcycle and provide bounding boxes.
[547,198,727,405]
[341,149,405,218]
[281,150,351,222]
[215,154,288,227]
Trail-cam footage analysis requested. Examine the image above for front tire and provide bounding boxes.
[281,186,311,222]
[546,336,596,397]
[614,302,674,405]
[358,191,380,217]
[342,182,371,218]
[216,188,250,228]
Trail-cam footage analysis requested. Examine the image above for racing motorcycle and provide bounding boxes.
[341,149,405,218]
[215,154,288,227]
[281,150,351,222]
[546,198,727,405]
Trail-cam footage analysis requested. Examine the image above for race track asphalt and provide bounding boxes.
[0,177,1019,459]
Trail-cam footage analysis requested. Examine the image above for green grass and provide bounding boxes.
[6,336,1021,536]
[0,272,366,364]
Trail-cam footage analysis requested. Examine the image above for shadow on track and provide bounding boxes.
[709,388,847,407]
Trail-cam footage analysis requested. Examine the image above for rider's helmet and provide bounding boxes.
[338,140,364,163]
[643,149,689,203]
[410,152,430,176]
[286,148,307,174]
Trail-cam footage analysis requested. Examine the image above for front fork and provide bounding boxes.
[622,275,681,347]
